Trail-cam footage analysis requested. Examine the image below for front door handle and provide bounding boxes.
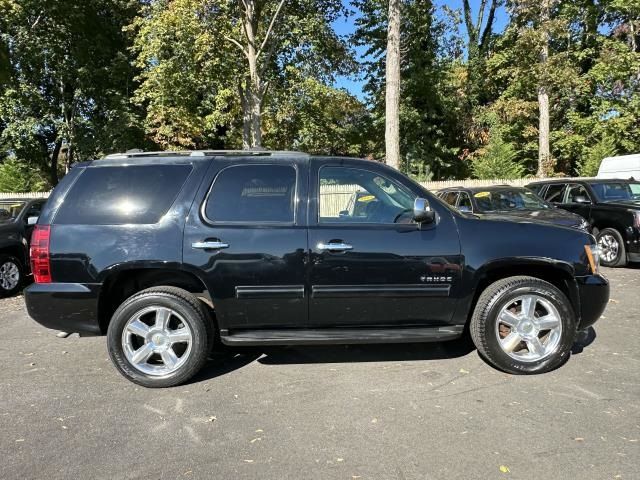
[192,240,229,250]
[317,241,353,252]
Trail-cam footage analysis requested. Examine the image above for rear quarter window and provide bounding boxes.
[54,164,192,225]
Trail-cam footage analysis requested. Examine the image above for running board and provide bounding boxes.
[220,326,464,346]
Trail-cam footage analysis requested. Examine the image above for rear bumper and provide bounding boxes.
[576,274,609,330]
[24,283,102,335]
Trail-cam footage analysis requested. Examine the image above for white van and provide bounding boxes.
[597,153,640,180]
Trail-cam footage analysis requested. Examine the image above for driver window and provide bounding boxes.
[319,166,415,224]
[566,184,591,203]
[457,192,472,211]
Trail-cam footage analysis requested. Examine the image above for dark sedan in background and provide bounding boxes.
[436,186,589,231]
[527,178,640,267]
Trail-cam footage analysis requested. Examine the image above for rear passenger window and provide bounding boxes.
[543,184,566,204]
[204,165,296,223]
[55,165,192,225]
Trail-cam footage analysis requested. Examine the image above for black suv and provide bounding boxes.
[436,185,588,230]
[0,198,46,296]
[25,151,609,387]
[527,179,640,267]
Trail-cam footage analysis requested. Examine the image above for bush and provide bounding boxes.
[0,158,50,193]
[472,135,525,179]
[577,137,617,177]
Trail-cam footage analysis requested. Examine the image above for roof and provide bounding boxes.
[103,150,308,160]
[527,178,640,185]
[441,185,525,193]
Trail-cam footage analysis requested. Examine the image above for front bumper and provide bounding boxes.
[576,274,609,329]
[24,283,102,335]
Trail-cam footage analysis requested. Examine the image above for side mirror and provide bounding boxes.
[413,197,436,224]
[458,205,472,213]
[574,195,590,204]
[27,216,38,225]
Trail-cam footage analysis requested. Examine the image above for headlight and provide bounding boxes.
[584,244,600,274]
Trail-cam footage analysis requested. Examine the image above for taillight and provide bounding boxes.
[30,225,51,283]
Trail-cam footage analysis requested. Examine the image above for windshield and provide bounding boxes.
[589,182,640,202]
[473,189,551,213]
[0,202,26,224]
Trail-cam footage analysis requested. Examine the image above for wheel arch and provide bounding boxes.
[465,258,579,327]
[97,265,212,334]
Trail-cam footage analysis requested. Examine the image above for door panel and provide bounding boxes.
[308,159,462,327]
[183,158,309,330]
[559,183,592,219]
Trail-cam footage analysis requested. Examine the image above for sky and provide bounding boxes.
[333,0,509,100]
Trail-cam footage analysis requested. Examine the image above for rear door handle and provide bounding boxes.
[317,242,353,252]
[192,240,229,250]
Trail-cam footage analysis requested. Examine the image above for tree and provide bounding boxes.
[0,0,144,185]
[472,133,525,179]
[131,0,354,150]
[385,0,401,170]
[354,0,465,179]
[461,0,500,107]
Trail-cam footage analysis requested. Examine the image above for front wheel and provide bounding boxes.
[107,287,213,388]
[0,255,23,297]
[597,228,627,267]
[470,276,576,374]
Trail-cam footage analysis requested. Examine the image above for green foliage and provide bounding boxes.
[0,158,50,193]
[472,135,525,180]
[577,137,618,177]
[353,0,466,178]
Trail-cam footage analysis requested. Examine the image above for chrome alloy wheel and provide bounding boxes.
[122,306,193,376]
[598,234,619,263]
[495,295,562,363]
[0,261,20,291]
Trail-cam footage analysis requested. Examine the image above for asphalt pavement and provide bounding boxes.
[1,267,639,479]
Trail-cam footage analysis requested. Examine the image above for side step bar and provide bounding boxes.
[220,325,464,346]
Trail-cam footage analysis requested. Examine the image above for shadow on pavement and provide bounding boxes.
[190,339,476,382]
[256,338,475,365]
[571,326,597,355]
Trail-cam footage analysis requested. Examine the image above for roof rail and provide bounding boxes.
[103,149,305,159]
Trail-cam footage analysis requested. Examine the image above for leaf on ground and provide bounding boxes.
[207,416,217,422]
[250,437,261,443]
[574,437,584,442]
[499,465,510,473]
[459,368,469,374]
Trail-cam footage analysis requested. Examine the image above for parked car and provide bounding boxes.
[436,185,589,231]
[0,198,47,296]
[597,153,640,180]
[25,151,608,387]
[527,178,640,267]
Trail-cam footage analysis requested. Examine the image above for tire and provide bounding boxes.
[470,276,576,375]
[597,228,627,267]
[107,287,214,388]
[0,254,23,297]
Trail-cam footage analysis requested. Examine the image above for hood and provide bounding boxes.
[477,208,585,228]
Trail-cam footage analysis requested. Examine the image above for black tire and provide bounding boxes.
[597,228,627,267]
[0,254,23,297]
[470,276,576,375]
[107,287,214,388]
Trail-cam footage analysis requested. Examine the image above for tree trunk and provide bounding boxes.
[537,0,553,178]
[242,0,263,149]
[50,139,62,186]
[385,0,401,170]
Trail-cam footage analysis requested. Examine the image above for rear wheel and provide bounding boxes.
[107,287,213,388]
[470,276,576,374]
[597,228,627,267]
[0,255,23,297]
